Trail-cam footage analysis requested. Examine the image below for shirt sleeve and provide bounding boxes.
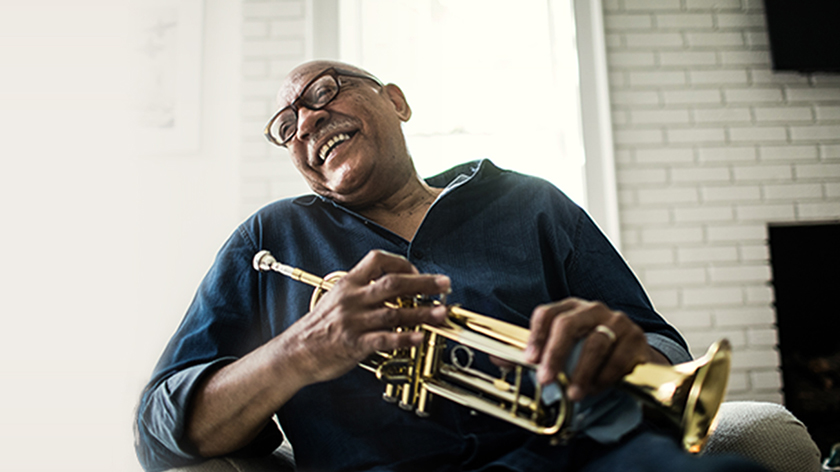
[561,204,691,363]
[646,333,693,365]
[134,225,284,472]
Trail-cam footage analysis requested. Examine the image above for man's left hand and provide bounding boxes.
[524,298,668,401]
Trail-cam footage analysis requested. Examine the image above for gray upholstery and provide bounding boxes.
[703,401,822,472]
[163,401,821,472]
[165,442,295,472]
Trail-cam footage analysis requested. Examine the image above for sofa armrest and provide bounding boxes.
[703,401,822,472]
[164,442,295,472]
[161,401,822,472]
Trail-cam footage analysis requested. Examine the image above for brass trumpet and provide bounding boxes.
[253,250,731,453]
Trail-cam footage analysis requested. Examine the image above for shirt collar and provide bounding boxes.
[425,159,496,189]
[293,159,500,207]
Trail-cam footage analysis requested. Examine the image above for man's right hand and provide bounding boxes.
[279,249,450,385]
[186,250,449,457]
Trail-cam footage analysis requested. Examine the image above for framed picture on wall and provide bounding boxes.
[132,0,203,155]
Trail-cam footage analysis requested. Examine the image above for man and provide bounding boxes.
[135,60,767,471]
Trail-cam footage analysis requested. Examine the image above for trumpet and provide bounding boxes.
[253,250,731,453]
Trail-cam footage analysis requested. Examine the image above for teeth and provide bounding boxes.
[318,133,351,162]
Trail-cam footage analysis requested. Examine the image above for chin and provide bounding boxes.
[322,167,374,197]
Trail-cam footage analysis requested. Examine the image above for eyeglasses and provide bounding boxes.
[264,67,384,147]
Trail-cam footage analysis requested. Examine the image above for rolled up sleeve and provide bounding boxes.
[646,333,692,365]
[135,358,284,471]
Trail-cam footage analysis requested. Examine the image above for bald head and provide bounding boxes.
[276,60,380,108]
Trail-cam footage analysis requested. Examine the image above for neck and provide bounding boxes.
[357,175,443,241]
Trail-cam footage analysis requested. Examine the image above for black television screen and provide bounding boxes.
[763,0,840,73]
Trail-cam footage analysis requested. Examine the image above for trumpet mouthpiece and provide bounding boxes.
[253,250,297,277]
[253,250,276,272]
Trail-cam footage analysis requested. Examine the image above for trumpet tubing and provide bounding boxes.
[252,250,731,453]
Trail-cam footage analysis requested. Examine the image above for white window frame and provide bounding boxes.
[573,0,620,250]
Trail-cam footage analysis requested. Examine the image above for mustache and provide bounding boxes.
[307,118,359,157]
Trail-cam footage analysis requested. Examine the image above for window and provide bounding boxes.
[339,0,587,206]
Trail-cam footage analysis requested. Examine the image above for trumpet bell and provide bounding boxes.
[622,339,732,452]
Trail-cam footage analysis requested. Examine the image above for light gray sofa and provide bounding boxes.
[163,402,822,472]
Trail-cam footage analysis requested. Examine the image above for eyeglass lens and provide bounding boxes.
[272,74,340,144]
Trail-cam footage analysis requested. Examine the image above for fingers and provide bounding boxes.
[530,298,604,384]
[357,304,448,332]
[568,318,647,400]
[345,250,418,283]
[525,298,579,363]
[528,298,651,402]
[364,273,451,306]
[358,328,429,353]
[343,250,451,305]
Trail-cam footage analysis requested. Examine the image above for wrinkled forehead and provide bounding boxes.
[275,61,373,108]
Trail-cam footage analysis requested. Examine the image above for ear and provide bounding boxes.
[382,83,412,122]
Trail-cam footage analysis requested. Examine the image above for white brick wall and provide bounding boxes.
[605,0,840,402]
[240,0,311,219]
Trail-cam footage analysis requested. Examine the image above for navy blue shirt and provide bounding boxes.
[136,160,690,472]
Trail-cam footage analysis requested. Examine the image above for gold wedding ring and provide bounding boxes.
[593,324,617,344]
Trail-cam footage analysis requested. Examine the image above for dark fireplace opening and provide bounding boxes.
[768,221,840,458]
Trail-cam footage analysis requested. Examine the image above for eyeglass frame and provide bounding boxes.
[263,67,384,147]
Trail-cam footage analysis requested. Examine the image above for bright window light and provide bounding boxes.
[339,0,587,207]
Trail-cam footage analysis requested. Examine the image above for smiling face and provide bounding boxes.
[275,60,416,209]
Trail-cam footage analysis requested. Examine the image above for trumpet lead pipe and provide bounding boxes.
[253,250,336,290]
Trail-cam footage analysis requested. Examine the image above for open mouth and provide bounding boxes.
[317,131,357,164]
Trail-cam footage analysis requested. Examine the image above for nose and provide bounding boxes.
[296,106,329,142]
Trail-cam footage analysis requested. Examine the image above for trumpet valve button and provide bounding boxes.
[493,379,512,391]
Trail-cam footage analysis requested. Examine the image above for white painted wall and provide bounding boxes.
[239,0,311,219]
[0,1,241,470]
